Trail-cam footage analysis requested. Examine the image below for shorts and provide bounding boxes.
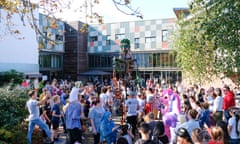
[52,120,59,130]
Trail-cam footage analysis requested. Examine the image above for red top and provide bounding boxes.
[223,90,235,110]
[208,140,224,144]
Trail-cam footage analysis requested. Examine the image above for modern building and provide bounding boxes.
[0,8,40,78]
[38,13,65,80]
[87,19,182,83]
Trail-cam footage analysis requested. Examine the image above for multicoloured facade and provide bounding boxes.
[38,13,65,80]
[88,18,181,82]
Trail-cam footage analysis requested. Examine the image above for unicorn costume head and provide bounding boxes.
[161,88,181,115]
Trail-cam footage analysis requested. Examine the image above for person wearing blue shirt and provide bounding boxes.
[51,95,62,142]
[65,87,84,144]
[88,99,106,144]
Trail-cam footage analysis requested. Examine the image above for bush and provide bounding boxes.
[0,87,29,143]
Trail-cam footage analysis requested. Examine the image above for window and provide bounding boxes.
[106,35,111,45]
[90,36,98,42]
[162,30,168,42]
[161,53,169,67]
[56,34,63,41]
[115,34,125,40]
[145,36,156,48]
[134,38,140,49]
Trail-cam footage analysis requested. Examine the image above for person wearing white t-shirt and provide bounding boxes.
[213,88,224,122]
[228,108,240,144]
[99,86,108,109]
[26,90,53,144]
[105,86,114,112]
[137,92,145,120]
[124,91,139,136]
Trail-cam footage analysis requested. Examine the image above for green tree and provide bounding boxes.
[174,0,240,84]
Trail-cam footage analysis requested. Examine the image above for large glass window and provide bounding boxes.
[39,54,63,68]
[153,53,161,67]
[134,38,140,49]
[161,53,169,67]
[145,36,156,48]
[162,30,168,42]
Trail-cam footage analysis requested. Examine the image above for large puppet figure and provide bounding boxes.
[160,88,181,143]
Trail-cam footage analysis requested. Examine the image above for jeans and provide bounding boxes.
[224,110,230,123]
[27,118,52,144]
[230,138,240,144]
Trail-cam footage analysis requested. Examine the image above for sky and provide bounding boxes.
[55,0,190,23]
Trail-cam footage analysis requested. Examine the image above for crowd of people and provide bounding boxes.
[24,78,240,144]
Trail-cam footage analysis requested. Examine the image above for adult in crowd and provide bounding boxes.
[198,102,211,128]
[105,86,114,112]
[197,88,205,103]
[135,122,162,144]
[124,90,139,136]
[88,99,106,144]
[212,88,224,123]
[191,128,210,144]
[99,86,108,110]
[175,109,200,137]
[216,120,230,144]
[41,96,52,141]
[144,112,156,138]
[100,111,119,144]
[137,92,145,123]
[145,88,154,114]
[222,85,236,122]
[65,87,83,144]
[152,121,169,144]
[26,90,53,144]
[208,126,224,144]
[227,108,240,144]
[175,127,193,144]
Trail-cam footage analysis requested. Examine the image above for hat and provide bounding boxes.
[177,127,191,139]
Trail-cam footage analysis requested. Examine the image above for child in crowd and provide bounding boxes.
[51,95,62,142]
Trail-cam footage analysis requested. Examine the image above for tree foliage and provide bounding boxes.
[173,0,240,84]
[0,69,24,87]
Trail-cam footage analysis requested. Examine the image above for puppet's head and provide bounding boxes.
[120,39,130,54]
[160,89,181,115]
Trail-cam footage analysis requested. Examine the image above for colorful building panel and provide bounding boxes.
[87,18,181,82]
[88,18,176,53]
